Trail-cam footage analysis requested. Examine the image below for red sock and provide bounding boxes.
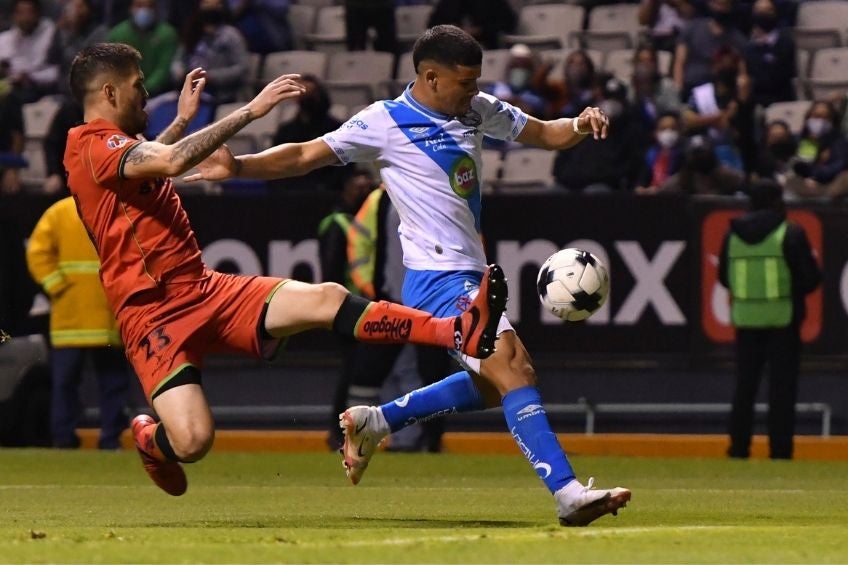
[137,422,168,462]
[354,301,456,348]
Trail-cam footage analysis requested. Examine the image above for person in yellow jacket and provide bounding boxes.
[26,197,131,449]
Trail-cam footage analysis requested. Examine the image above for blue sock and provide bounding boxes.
[503,386,575,494]
[381,371,484,432]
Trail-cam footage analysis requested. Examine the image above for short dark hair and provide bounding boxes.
[412,25,482,73]
[69,43,142,104]
[13,0,41,12]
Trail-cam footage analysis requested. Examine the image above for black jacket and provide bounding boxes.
[718,208,822,326]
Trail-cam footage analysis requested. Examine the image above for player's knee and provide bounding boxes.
[319,281,349,312]
[169,424,214,462]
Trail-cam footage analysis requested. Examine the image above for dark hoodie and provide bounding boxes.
[718,208,821,326]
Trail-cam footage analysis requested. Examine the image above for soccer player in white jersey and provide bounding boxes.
[188,25,631,526]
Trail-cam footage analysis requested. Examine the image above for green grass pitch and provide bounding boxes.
[1,449,847,563]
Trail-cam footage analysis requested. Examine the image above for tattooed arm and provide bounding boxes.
[121,74,304,179]
[155,68,207,145]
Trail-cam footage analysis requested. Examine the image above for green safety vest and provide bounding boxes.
[728,222,792,328]
[317,211,358,293]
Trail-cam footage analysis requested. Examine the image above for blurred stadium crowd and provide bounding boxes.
[0,0,847,199]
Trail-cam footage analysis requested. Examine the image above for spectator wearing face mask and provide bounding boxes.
[673,0,747,101]
[753,119,796,185]
[172,0,248,105]
[783,101,848,199]
[682,46,752,173]
[269,74,345,192]
[635,111,685,194]
[553,75,647,192]
[489,44,545,118]
[744,0,795,107]
[630,44,682,131]
[659,133,744,194]
[107,0,179,97]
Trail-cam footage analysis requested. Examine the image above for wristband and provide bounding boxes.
[572,118,589,135]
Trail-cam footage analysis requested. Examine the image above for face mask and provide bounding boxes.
[806,117,832,138]
[132,7,155,30]
[710,9,734,27]
[657,129,679,148]
[507,68,531,91]
[752,13,777,32]
[599,99,623,120]
[768,139,795,161]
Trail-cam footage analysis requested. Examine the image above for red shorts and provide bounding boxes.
[117,270,287,401]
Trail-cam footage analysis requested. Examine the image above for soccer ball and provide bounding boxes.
[537,248,609,321]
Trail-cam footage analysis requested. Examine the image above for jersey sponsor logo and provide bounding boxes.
[449,155,478,198]
[408,126,431,138]
[344,118,369,130]
[106,134,131,150]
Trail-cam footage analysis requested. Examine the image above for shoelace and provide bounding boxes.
[585,477,595,490]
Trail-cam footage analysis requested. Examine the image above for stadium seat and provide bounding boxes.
[494,148,556,189]
[797,0,848,45]
[480,149,503,190]
[805,47,848,98]
[792,28,842,54]
[575,4,642,53]
[502,4,585,50]
[391,51,416,96]
[396,5,432,51]
[288,4,317,50]
[262,50,327,83]
[325,51,394,108]
[21,97,61,186]
[541,49,604,82]
[764,100,812,135]
[479,49,512,88]
[304,5,347,55]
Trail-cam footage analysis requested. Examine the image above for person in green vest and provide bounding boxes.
[718,179,821,459]
[106,0,178,97]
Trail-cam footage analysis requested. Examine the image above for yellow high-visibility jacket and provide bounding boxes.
[25,197,122,348]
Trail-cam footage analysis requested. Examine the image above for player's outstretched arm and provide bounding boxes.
[121,74,305,179]
[184,138,340,182]
[516,107,610,150]
[155,67,207,145]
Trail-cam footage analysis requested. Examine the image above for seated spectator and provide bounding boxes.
[535,49,597,120]
[682,46,752,173]
[673,0,747,100]
[57,0,107,88]
[489,44,545,118]
[228,0,292,55]
[635,111,685,194]
[639,0,697,53]
[0,0,60,103]
[659,134,744,194]
[631,44,682,131]
[172,0,248,105]
[752,119,796,184]
[428,0,515,50]
[0,90,24,194]
[744,0,796,107]
[553,76,646,192]
[784,101,848,199]
[269,75,345,192]
[106,0,178,97]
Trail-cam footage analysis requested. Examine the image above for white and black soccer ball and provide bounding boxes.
[536,248,609,322]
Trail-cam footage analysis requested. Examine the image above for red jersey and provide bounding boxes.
[64,118,205,313]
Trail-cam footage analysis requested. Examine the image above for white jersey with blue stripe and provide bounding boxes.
[321,85,528,272]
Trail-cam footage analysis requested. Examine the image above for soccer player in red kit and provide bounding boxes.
[64,43,507,496]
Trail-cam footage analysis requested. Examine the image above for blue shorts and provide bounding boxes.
[402,269,513,371]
